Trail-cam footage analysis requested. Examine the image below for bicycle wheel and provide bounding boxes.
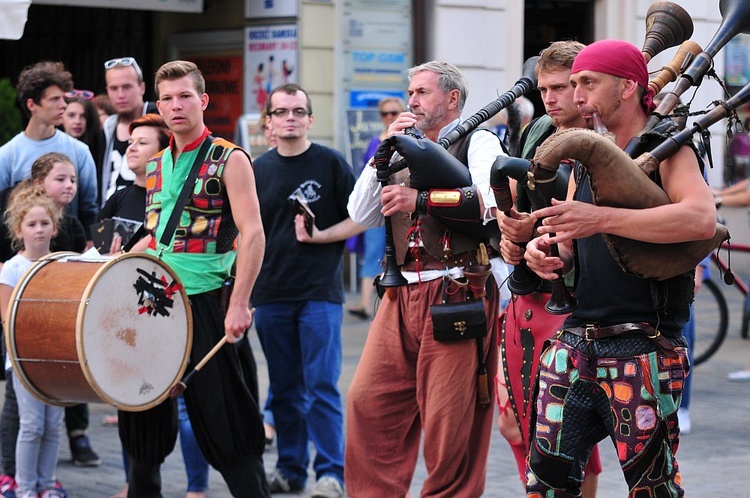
[692,279,729,366]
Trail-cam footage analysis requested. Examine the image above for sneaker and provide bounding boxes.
[51,481,66,498]
[69,434,101,467]
[727,368,750,381]
[0,475,17,498]
[347,307,369,320]
[266,469,304,494]
[311,476,344,498]
[15,492,37,498]
[39,490,66,498]
[677,407,691,435]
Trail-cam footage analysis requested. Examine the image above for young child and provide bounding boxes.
[0,185,65,498]
[0,153,85,498]
[30,153,87,253]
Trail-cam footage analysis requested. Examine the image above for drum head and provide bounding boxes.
[79,253,192,411]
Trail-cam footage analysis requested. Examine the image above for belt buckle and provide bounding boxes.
[584,324,597,341]
[647,327,661,340]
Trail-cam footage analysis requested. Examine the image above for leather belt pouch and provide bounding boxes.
[220,275,235,315]
[430,298,487,342]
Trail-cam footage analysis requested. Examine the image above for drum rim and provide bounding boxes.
[77,252,193,412]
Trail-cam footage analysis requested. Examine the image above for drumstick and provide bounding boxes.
[168,307,255,398]
[168,335,228,398]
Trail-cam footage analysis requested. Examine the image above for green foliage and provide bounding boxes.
[0,78,23,147]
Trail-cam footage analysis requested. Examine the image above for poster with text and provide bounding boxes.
[192,55,244,139]
[244,25,298,113]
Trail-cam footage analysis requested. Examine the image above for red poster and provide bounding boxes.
[193,55,244,139]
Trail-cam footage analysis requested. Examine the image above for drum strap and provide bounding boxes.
[123,136,215,254]
[159,136,215,250]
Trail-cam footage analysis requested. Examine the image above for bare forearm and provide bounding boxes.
[595,203,716,243]
[718,178,749,195]
[313,218,366,244]
[717,189,750,207]
[230,227,265,309]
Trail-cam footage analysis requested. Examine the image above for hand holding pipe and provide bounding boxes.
[490,157,542,295]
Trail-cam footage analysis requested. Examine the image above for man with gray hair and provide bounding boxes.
[346,60,507,496]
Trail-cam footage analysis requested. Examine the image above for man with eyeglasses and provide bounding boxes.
[101,56,157,206]
[252,83,364,498]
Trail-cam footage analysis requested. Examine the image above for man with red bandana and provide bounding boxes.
[523,40,716,496]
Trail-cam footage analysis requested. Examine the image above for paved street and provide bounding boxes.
[4,207,750,496]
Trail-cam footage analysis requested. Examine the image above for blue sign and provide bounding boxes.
[349,90,405,109]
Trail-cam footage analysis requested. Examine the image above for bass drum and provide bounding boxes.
[5,252,192,412]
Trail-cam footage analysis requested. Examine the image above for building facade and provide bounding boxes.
[0,0,736,183]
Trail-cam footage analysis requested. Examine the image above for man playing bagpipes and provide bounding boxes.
[345,61,508,497]
[523,40,717,496]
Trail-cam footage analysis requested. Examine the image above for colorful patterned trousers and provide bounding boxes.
[526,332,689,497]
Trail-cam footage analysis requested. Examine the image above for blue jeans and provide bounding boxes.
[178,396,209,493]
[255,301,344,487]
[13,374,63,494]
[263,389,274,429]
[361,226,386,278]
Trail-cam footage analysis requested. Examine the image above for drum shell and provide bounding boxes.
[5,252,192,412]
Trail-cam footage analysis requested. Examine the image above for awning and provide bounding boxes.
[32,0,203,14]
[0,0,31,40]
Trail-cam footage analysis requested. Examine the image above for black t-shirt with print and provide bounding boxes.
[252,143,355,305]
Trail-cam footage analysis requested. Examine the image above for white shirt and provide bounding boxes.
[346,119,511,304]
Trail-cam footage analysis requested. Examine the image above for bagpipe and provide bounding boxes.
[374,56,541,288]
[489,0,750,315]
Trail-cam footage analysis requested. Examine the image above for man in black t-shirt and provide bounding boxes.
[252,83,363,498]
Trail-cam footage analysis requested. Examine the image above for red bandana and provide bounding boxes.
[571,39,655,112]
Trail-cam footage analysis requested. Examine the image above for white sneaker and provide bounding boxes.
[727,368,750,381]
[311,476,344,498]
[677,407,691,435]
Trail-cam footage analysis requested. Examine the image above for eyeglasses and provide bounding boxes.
[270,108,310,118]
[380,110,400,117]
[65,89,94,100]
[104,57,143,82]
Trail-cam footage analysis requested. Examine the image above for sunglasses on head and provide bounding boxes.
[380,110,399,117]
[104,57,143,81]
[65,89,94,100]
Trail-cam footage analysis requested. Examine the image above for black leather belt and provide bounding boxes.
[564,322,654,340]
[402,252,478,272]
[561,322,677,351]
